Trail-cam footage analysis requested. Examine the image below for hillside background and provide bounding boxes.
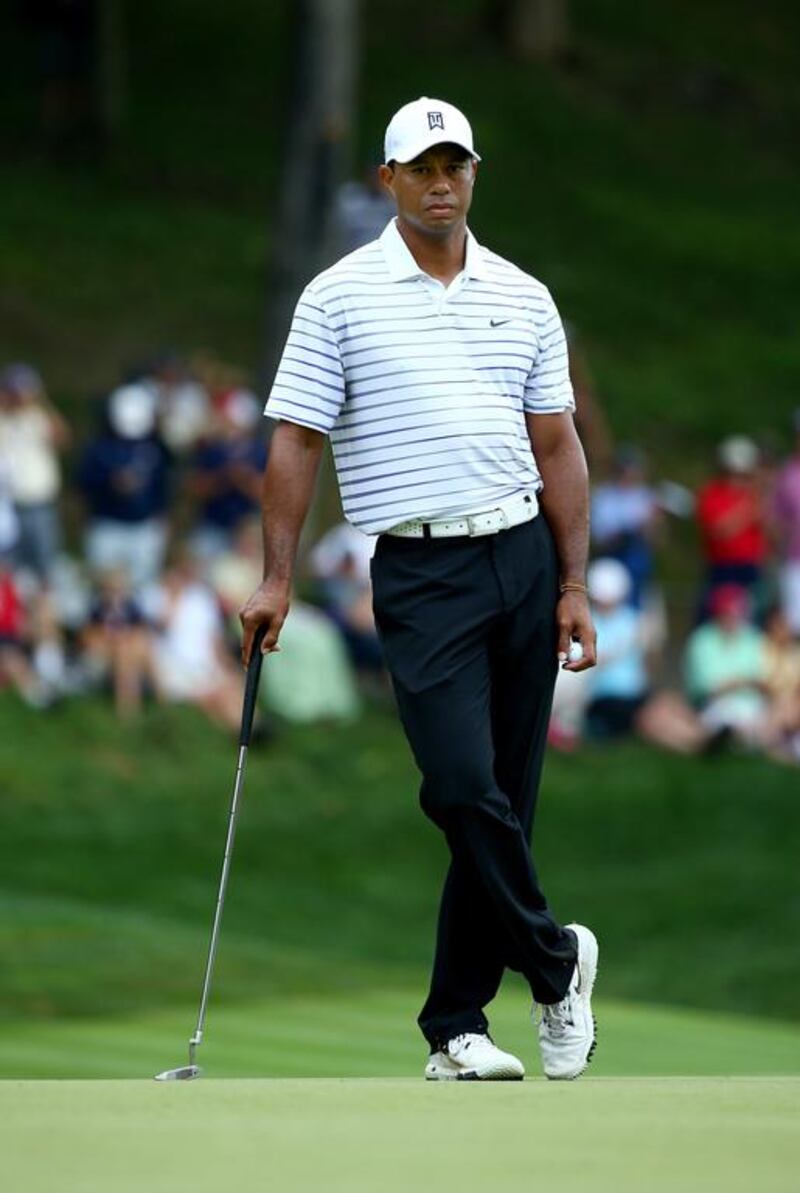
[0,1,798,1065]
[2,0,799,455]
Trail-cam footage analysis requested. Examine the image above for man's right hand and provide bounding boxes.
[239,580,290,666]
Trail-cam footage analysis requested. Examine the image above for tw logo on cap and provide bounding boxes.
[427,111,445,131]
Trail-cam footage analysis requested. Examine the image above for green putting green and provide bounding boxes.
[2,1077,798,1193]
[3,992,799,1190]
[2,989,799,1080]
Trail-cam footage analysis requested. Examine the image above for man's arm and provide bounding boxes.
[526,410,596,673]
[238,420,326,665]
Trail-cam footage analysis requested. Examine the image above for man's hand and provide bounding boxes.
[526,412,595,673]
[556,591,597,672]
[239,580,290,666]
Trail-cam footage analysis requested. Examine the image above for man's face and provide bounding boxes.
[379,143,477,237]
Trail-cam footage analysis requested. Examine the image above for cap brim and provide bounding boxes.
[387,135,481,165]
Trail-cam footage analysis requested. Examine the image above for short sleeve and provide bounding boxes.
[523,289,575,415]
[265,288,346,434]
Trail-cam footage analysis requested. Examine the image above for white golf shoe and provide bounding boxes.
[425,1033,525,1081]
[535,923,598,1080]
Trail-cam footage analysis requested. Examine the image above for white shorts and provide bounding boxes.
[86,519,167,592]
[155,649,223,701]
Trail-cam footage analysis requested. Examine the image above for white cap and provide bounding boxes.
[587,558,632,606]
[220,387,261,430]
[108,384,158,439]
[718,435,759,474]
[384,97,480,165]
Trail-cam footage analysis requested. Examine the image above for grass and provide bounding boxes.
[1,10,798,1183]
[2,1074,798,1193]
[0,694,798,1026]
[1,989,799,1081]
[3,986,798,1192]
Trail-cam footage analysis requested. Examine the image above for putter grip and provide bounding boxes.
[240,624,267,746]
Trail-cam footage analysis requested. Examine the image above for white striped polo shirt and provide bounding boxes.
[265,218,575,534]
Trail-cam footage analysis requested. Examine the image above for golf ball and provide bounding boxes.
[568,642,584,663]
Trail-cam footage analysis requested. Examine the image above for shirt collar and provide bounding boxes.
[379,218,491,283]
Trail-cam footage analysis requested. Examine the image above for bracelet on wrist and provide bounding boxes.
[559,580,588,595]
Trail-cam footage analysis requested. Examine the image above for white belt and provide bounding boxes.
[386,491,539,539]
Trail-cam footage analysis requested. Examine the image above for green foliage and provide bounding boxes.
[0,1,798,463]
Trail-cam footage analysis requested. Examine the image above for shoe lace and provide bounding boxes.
[536,992,575,1038]
[447,1031,490,1054]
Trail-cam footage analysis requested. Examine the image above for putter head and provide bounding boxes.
[154,1064,202,1081]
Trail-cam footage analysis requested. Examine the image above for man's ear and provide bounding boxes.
[378,163,396,197]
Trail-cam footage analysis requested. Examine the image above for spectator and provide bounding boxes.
[206,517,361,723]
[187,389,267,562]
[333,168,396,254]
[78,384,171,592]
[307,521,382,673]
[81,568,155,720]
[585,558,710,753]
[144,553,243,733]
[685,584,768,747]
[763,607,800,762]
[771,410,800,635]
[23,575,69,696]
[0,363,70,583]
[142,351,211,455]
[696,436,767,619]
[208,516,263,625]
[0,451,19,564]
[591,446,660,607]
[0,562,48,706]
[260,599,361,724]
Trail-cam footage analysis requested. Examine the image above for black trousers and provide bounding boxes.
[371,513,577,1052]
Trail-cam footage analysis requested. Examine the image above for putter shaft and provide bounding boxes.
[189,744,249,1063]
[154,629,265,1081]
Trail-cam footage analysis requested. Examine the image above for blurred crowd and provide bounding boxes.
[0,356,380,733]
[1,352,799,764]
[551,429,800,765]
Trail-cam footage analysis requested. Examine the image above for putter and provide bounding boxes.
[155,624,267,1081]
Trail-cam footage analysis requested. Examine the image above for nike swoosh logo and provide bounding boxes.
[490,318,512,327]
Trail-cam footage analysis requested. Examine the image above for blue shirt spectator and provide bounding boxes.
[584,557,650,740]
[79,435,170,523]
[78,385,171,590]
[188,389,267,561]
[591,446,660,608]
[589,604,648,701]
[191,437,267,531]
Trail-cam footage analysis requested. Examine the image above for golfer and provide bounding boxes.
[241,97,599,1081]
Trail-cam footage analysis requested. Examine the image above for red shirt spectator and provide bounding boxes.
[0,570,24,640]
[695,436,768,622]
[697,477,767,565]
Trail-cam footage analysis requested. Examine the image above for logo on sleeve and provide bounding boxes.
[427,111,445,131]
